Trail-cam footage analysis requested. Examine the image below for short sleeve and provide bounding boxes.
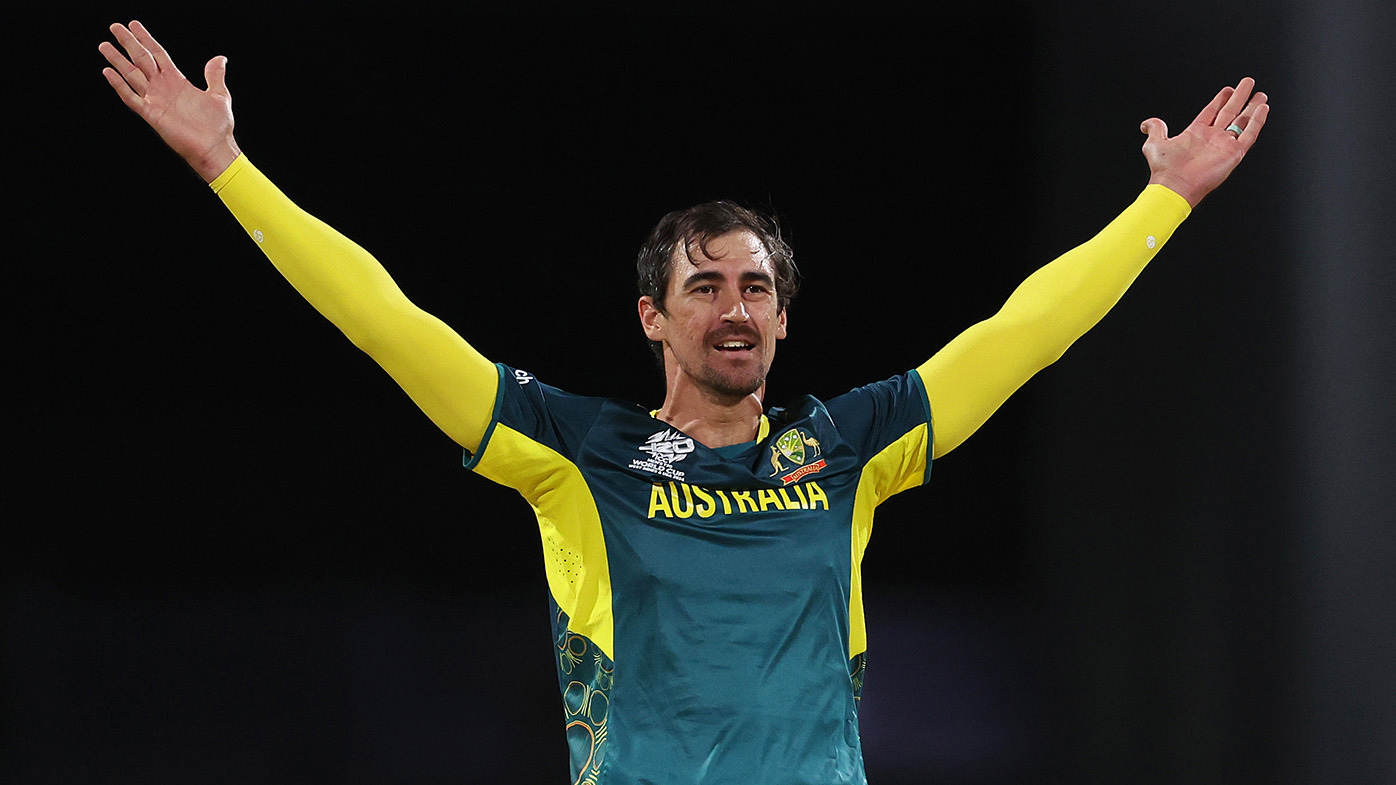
[463,364,606,493]
[823,369,934,498]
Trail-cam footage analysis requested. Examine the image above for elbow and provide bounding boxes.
[993,304,1089,372]
[324,297,402,357]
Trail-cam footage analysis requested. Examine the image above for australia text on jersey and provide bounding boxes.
[647,480,830,519]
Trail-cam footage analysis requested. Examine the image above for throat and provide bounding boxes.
[655,394,766,449]
[658,345,769,447]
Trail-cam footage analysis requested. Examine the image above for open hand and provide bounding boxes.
[1140,77,1269,208]
[99,21,241,183]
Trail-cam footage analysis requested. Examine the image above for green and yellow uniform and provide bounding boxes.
[469,365,930,782]
[209,154,1190,783]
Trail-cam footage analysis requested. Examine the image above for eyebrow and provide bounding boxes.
[680,269,776,290]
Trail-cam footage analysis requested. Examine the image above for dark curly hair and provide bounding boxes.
[636,200,800,362]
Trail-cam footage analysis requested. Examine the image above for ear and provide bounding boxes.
[776,306,788,340]
[638,296,666,341]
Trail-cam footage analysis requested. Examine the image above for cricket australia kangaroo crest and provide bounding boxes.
[769,427,828,485]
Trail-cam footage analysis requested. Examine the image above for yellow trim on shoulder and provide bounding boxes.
[847,421,932,659]
[474,423,615,658]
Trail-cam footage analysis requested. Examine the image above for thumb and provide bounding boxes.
[1139,117,1168,144]
[205,55,230,96]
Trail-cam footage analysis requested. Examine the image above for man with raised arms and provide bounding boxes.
[100,19,1267,784]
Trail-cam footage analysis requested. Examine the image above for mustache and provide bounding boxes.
[708,326,761,344]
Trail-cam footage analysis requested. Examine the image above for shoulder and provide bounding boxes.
[814,370,930,425]
[491,363,652,446]
[781,371,931,467]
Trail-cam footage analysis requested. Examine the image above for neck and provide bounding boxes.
[655,374,766,450]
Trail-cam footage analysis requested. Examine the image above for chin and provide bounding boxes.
[697,367,767,400]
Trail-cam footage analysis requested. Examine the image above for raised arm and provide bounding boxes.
[920,78,1269,459]
[99,21,498,451]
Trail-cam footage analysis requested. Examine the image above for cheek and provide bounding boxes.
[672,313,712,349]
[682,313,710,336]
[768,309,788,340]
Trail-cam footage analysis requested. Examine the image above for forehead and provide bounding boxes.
[669,229,772,277]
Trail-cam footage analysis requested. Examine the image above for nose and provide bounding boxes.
[722,299,750,323]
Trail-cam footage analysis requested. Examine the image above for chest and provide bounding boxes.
[568,412,860,595]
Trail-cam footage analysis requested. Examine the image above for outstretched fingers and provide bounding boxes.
[1214,76,1256,130]
[1191,85,1234,129]
[1218,82,1269,151]
[108,23,156,82]
[100,63,144,111]
[97,19,241,181]
[128,20,178,76]
[1185,77,1269,150]
[1236,100,1270,152]
[98,38,147,98]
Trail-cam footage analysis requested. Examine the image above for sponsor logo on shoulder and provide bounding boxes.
[768,427,827,485]
[513,369,535,385]
[630,428,693,481]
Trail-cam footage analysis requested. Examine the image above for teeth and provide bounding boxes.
[718,341,752,349]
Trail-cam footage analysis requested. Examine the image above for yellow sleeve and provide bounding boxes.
[918,184,1192,459]
[210,155,498,451]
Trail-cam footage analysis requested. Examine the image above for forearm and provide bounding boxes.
[992,184,1190,364]
[211,155,410,346]
[919,184,1192,457]
[210,155,497,449]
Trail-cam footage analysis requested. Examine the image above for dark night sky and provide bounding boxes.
[8,2,1394,784]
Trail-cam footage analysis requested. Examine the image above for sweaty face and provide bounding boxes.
[641,229,788,401]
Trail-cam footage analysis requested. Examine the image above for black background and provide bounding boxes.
[7,1,1394,783]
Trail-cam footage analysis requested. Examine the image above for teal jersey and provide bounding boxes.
[465,365,933,784]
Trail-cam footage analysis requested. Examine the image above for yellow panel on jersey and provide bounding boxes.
[471,421,616,657]
[847,420,933,660]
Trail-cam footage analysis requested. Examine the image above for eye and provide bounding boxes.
[692,284,715,295]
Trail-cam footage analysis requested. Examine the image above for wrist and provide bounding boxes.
[192,138,242,184]
[1147,172,1203,209]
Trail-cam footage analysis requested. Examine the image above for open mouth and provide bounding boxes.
[714,340,756,352]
